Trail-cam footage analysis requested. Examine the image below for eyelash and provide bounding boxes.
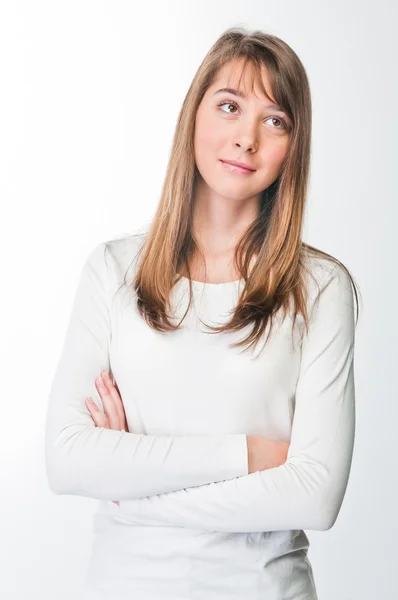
[217,100,289,130]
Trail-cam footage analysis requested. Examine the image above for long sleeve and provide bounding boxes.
[114,263,356,532]
[44,242,249,501]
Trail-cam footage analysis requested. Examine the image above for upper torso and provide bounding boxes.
[82,231,324,600]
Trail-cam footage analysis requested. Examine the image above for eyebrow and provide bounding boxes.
[212,87,286,114]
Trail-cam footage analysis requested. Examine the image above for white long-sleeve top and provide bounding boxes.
[45,232,356,600]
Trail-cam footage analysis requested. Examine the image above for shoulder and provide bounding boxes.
[82,230,148,300]
[86,229,147,275]
[302,252,355,315]
[104,230,147,271]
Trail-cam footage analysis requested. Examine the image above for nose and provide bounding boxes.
[235,140,256,152]
[233,123,259,153]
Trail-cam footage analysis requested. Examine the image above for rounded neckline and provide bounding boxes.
[178,274,243,288]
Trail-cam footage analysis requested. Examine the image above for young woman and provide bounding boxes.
[45,27,360,600]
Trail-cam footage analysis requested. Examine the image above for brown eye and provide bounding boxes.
[266,116,288,131]
[218,100,239,114]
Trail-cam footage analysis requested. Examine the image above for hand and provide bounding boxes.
[246,436,290,474]
[85,370,128,506]
[85,371,129,433]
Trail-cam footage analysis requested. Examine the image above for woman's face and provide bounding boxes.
[193,59,291,203]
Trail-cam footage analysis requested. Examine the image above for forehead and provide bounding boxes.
[209,59,272,100]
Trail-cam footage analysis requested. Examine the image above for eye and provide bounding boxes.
[218,100,240,114]
[265,116,288,130]
[217,100,289,131]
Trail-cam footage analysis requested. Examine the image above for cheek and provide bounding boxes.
[195,122,219,156]
[262,140,289,171]
[194,109,223,155]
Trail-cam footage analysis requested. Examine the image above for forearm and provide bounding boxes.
[45,418,249,500]
[108,373,354,533]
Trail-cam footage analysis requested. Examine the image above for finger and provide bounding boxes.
[101,372,129,433]
[85,397,108,428]
[101,371,126,417]
[95,375,120,429]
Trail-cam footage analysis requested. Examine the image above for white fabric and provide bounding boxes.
[45,232,356,600]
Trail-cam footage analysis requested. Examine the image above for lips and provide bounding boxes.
[220,159,256,174]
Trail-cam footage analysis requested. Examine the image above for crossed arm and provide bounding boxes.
[112,262,356,532]
[44,242,249,501]
[45,243,356,533]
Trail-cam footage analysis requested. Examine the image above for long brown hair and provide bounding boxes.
[122,26,361,354]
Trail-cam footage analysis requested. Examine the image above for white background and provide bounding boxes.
[1,1,396,598]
